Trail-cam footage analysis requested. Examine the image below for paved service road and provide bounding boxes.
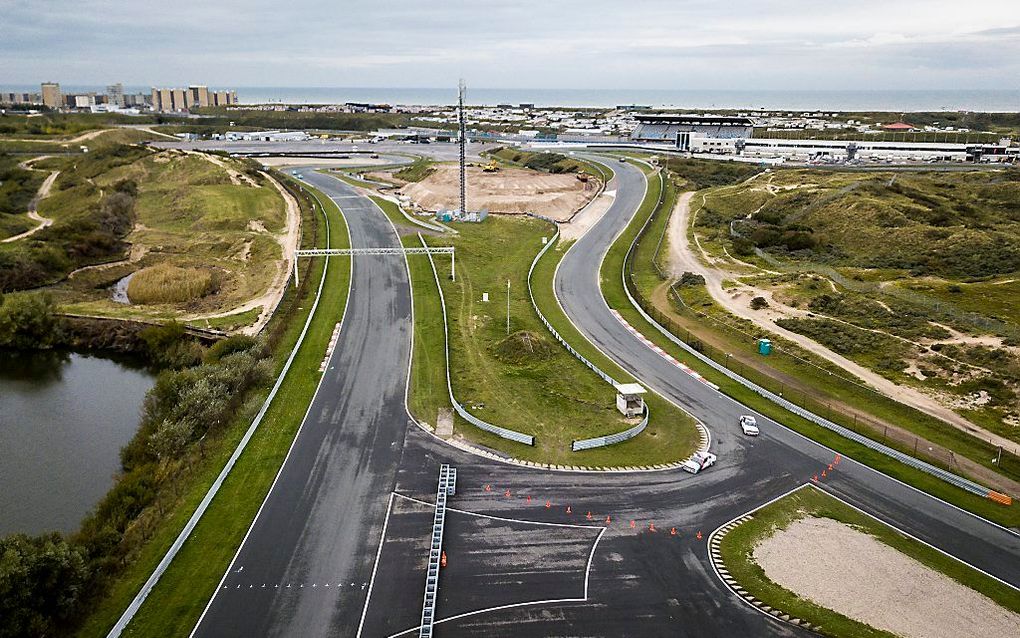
[191,171,412,638]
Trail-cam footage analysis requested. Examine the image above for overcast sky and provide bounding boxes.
[2,0,1019,90]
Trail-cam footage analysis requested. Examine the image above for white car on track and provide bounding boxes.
[681,451,717,474]
[739,415,760,436]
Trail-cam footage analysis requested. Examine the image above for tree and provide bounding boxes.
[0,293,60,349]
[0,533,91,638]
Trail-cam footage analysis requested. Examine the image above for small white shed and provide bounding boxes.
[615,383,646,418]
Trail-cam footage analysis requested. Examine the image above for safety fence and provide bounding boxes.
[527,228,619,388]
[419,234,535,446]
[525,226,657,452]
[106,180,340,637]
[621,168,1009,502]
[572,406,649,451]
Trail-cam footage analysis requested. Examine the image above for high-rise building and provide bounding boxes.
[41,82,61,109]
[150,85,237,111]
[106,83,124,107]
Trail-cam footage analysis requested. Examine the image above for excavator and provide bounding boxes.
[481,159,500,172]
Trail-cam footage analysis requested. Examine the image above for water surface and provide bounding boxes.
[0,350,155,535]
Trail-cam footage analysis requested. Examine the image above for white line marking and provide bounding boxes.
[189,177,355,638]
[393,492,605,530]
[356,492,396,638]
[583,527,606,598]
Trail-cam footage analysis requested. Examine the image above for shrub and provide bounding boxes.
[127,264,214,305]
[750,296,769,310]
[0,293,60,349]
[677,271,706,288]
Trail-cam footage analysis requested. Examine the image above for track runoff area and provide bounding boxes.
[177,153,1017,638]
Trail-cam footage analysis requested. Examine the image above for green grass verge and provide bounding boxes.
[719,484,1020,638]
[186,307,263,332]
[592,155,1020,528]
[75,180,351,637]
[377,188,699,466]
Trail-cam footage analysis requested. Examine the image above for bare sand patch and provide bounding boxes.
[559,189,615,242]
[401,164,595,221]
[753,516,1020,638]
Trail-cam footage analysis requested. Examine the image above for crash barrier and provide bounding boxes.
[420,234,535,445]
[106,182,338,638]
[621,171,998,500]
[527,227,663,452]
[526,228,618,388]
[988,491,1013,506]
[420,464,455,637]
[572,405,649,451]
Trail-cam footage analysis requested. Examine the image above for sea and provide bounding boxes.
[4,85,1020,112]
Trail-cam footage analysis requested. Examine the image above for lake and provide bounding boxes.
[0,350,155,536]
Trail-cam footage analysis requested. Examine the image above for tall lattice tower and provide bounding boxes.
[458,80,467,215]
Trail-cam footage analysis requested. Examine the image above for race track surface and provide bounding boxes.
[184,155,1018,638]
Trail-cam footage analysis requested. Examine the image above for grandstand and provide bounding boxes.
[630,114,754,149]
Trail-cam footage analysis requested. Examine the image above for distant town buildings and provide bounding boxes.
[0,81,236,113]
[151,86,237,112]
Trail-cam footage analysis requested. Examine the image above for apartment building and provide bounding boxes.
[151,85,237,112]
[41,82,61,109]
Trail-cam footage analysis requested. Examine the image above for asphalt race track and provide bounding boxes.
[182,153,1019,638]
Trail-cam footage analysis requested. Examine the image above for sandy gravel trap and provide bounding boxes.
[753,516,1020,638]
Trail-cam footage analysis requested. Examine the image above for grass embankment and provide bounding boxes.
[76,180,350,637]
[0,153,46,238]
[631,166,1020,487]
[44,148,285,326]
[368,194,699,467]
[393,157,436,182]
[719,485,1020,637]
[594,156,1020,527]
[681,169,1020,473]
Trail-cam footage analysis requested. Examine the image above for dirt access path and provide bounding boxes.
[754,516,1020,638]
[666,190,1020,455]
[3,157,58,243]
[183,167,301,336]
[5,128,116,145]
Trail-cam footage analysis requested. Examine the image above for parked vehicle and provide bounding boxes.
[739,415,759,436]
[681,451,717,474]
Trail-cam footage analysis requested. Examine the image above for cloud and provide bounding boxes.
[0,0,1018,91]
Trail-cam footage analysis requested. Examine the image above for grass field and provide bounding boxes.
[366,190,700,466]
[592,155,1020,527]
[75,180,350,637]
[685,166,1020,447]
[36,147,288,327]
[718,484,1020,638]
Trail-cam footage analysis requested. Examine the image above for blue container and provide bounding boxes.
[758,339,772,356]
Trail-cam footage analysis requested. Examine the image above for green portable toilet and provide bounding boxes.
[758,338,772,355]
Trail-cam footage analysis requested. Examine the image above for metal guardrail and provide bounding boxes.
[419,464,455,637]
[106,181,340,638]
[419,234,535,446]
[572,405,650,451]
[620,168,995,499]
[526,227,660,452]
[526,229,618,388]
